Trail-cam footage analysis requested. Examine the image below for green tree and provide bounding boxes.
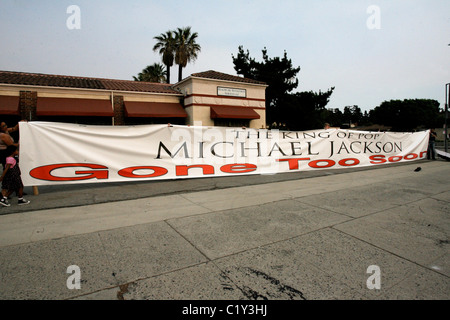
[232,46,258,79]
[232,46,337,129]
[133,63,166,83]
[369,99,442,131]
[174,27,201,82]
[153,31,176,84]
[278,88,335,130]
[342,105,364,127]
[326,108,344,128]
[232,46,301,126]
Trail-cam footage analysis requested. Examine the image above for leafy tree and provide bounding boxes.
[153,30,176,84]
[369,99,441,131]
[232,46,301,125]
[232,46,338,130]
[277,88,335,130]
[133,63,166,83]
[232,46,256,79]
[342,105,364,127]
[321,108,344,128]
[174,27,201,82]
[363,110,370,125]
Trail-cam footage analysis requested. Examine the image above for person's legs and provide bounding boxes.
[431,141,436,160]
[0,188,10,206]
[17,187,30,205]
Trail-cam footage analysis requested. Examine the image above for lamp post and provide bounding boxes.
[446,83,449,153]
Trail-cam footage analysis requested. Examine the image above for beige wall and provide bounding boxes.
[0,88,20,97]
[1,85,111,100]
[122,93,181,104]
[0,85,182,102]
[174,76,267,129]
[250,109,267,129]
[185,78,266,100]
[184,106,216,127]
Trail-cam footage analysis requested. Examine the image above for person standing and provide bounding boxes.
[0,121,20,169]
[0,145,30,206]
[427,128,437,160]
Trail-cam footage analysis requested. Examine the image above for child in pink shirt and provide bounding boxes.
[0,145,30,206]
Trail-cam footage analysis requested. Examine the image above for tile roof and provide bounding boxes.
[191,70,266,85]
[0,70,182,95]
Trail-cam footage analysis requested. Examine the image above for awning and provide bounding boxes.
[210,106,260,119]
[124,101,187,118]
[37,98,114,116]
[0,96,20,115]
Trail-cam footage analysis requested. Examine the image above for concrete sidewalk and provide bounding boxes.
[0,160,448,300]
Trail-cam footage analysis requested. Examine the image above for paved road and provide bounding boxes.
[0,159,448,305]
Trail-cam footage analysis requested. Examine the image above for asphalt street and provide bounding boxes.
[0,158,448,304]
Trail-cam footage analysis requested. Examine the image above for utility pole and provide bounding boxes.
[446,83,449,153]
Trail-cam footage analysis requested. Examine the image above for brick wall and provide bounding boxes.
[19,91,37,121]
[113,95,124,125]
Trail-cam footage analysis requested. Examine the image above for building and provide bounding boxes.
[174,70,266,128]
[0,70,267,129]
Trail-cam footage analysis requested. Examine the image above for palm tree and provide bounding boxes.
[153,31,176,84]
[174,27,201,82]
[133,63,166,83]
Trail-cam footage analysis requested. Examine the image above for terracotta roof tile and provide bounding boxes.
[191,70,266,85]
[0,70,181,94]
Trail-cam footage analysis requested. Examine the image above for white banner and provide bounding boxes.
[18,122,430,186]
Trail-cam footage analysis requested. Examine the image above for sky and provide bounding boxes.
[1,0,449,112]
